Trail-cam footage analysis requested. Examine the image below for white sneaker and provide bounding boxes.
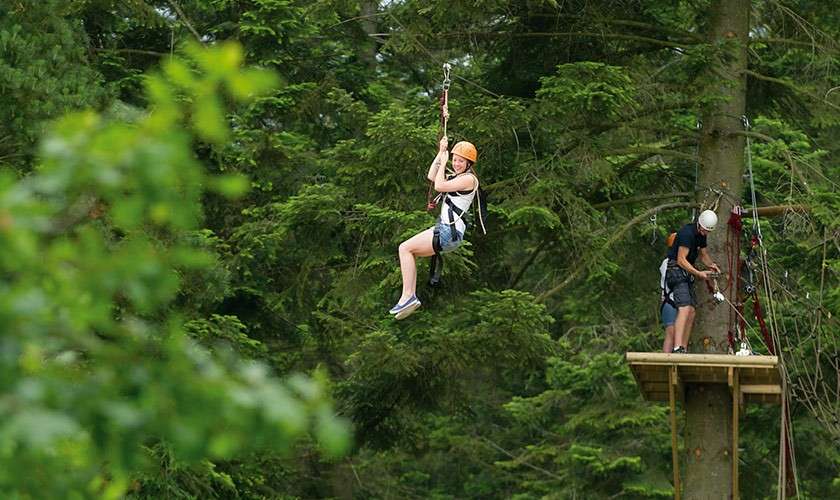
[389,295,417,315]
[391,296,421,320]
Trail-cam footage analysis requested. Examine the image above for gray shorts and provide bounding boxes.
[665,267,696,308]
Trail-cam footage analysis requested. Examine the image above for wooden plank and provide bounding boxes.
[626,352,778,366]
[641,389,781,404]
[741,384,782,395]
[669,366,681,500]
[732,368,740,500]
[744,393,781,405]
[647,393,669,402]
[641,382,670,392]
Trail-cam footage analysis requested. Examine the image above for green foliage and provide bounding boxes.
[0,41,348,498]
[0,0,106,171]
[537,62,638,123]
[185,314,268,359]
[500,334,673,498]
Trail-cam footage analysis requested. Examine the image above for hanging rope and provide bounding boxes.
[441,63,451,138]
[743,116,762,239]
[743,114,800,498]
[427,63,452,212]
[693,119,701,220]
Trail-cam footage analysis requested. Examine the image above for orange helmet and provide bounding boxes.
[666,232,676,248]
[451,141,477,163]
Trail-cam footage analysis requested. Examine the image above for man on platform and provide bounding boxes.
[664,210,721,353]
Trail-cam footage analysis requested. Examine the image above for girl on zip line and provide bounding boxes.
[389,124,480,320]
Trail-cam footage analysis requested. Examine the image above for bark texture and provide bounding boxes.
[685,0,750,498]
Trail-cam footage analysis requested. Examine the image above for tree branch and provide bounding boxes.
[743,205,809,218]
[478,436,566,482]
[728,130,775,143]
[525,14,704,42]
[373,31,695,49]
[166,0,204,45]
[91,47,167,57]
[592,192,694,209]
[754,36,839,51]
[509,238,553,289]
[743,69,840,112]
[536,201,697,303]
[611,146,696,162]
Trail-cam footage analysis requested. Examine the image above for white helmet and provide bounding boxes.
[698,210,718,231]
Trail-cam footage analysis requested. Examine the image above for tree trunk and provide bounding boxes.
[685,0,750,498]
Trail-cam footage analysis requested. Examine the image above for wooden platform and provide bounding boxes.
[626,352,783,499]
[626,352,781,405]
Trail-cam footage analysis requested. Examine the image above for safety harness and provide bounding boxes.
[429,171,482,286]
[660,259,676,310]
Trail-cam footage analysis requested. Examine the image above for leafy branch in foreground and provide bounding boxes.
[0,41,349,498]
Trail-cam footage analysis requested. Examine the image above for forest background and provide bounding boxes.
[1,0,839,498]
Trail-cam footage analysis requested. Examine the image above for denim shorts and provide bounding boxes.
[434,221,462,253]
[660,301,677,327]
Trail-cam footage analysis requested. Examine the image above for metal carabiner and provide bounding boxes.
[442,63,451,91]
[649,212,658,245]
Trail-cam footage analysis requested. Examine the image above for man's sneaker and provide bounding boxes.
[671,346,687,354]
[389,295,421,319]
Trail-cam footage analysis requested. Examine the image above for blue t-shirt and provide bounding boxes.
[667,223,707,265]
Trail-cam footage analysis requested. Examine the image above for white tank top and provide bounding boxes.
[439,172,478,235]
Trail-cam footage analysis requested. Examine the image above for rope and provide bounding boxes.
[441,63,451,138]
[743,115,800,496]
[743,116,762,239]
[427,63,452,211]
[693,119,701,220]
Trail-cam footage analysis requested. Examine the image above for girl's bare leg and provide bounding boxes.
[662,325,675,353]
[673,305,695,349]
[397,228,435,302]
[682,306,696,348]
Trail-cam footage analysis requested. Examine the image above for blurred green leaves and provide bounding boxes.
[0,40,348,498]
